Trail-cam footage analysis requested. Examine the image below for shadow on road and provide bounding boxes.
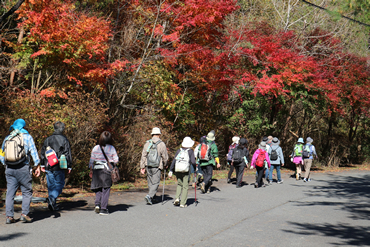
[0,232,28,242]
[285,222,370,246]
[109,204,133,213]
[286,173,370,245]
[30,200,88,222]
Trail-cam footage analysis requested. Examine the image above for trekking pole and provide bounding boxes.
[162,168,166,205]
[194,172,198,206]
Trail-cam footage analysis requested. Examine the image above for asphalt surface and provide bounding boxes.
[1,170,370,247]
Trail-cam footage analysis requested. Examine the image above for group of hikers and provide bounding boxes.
[0,119,318,224]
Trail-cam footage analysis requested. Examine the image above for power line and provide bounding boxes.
[301,0,370,27]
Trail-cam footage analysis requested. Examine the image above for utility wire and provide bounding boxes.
[301,0,370,27]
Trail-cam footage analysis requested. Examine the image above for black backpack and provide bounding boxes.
[302,144,311,158]
[270,147,279,161]
[232,148,244,163]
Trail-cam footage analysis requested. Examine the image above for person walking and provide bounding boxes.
[198,132,220,193]
[89,131,119,215]
[38,121,72,211]
[140,127,169,205]
[302,137,318,182]
[290,138,304,180]
[231,138,249,188]
[0,119,41,224]
[226,136,240,184]
[268,137,284,184]
[262,136,271,182]
[168,137,196,208]
[250,142,271,188]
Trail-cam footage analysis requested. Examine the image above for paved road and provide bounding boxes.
[1,170,370,247]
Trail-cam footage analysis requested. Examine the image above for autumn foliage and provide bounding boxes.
[1,0,370,186]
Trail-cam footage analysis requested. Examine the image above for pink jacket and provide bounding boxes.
[251,149,271,168]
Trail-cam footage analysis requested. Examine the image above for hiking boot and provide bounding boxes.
[173,198,180,206]
[99,209,109,216]
[145,195,152,205]
[95,205,100,214]
[180,204,187,208]
[277,180,283,184]
[200,182,206,193]
[6,217,15,224]
[20,214,32,223]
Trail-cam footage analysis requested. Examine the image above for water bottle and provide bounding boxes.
[59,155,67,169]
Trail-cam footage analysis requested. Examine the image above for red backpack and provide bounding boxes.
[199,143,211,161]
[255,149,266,167]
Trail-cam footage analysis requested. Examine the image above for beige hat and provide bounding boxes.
[259,141,267,150]
[151,127,161,135]
[232,136,240,144]
[182,137,195,148]
[206,132,215,141]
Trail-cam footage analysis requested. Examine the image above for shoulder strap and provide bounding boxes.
[100,145,113,170]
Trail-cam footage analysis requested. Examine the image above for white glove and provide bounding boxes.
[168,171,173,177]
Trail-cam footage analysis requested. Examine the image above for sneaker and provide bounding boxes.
[6,217,15,224]
[236,185,241,188]
[200,182,206,193]
[206,189,210,194]
[180,204,187,208]
[277,180,283,184]
[254,183,258,188]
[308,178,311,182]
[99,209,109,215]
[95,205,100,213]
[268,181,273,185]
[144,195,152,205]
[296,174,299,180]
[227,179,231,184]
[173,198,180,206]
[20,214,32,223]
[303,178,307,182]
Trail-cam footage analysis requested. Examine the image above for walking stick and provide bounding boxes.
[194,172,198,206]
[162,169,166,205]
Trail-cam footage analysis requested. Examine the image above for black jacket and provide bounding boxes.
[41,132,72,171]
[233,145,249,166]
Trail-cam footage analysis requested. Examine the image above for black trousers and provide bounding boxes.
[256,166,265,187]
[227,161,235,180]
[201,164,213,192]
[234,164,245,187]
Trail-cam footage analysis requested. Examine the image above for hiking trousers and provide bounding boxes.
[175,172,189,205]
[95,187,110,210]
[5,165,33,217]
[256,166,265,187]
[201,164,213,192]
[147,167,161,198]
[227,161,235,180]
[303,159,313,179]
[234,165,245,187]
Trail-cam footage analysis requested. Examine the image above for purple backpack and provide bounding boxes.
[227,144,238,162]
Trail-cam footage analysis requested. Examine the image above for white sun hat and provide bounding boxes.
[182,137,195,148]
[151,127,161,135]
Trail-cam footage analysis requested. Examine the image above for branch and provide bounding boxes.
[0,0,25,25]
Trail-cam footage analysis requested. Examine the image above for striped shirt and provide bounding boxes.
[1,133,40,166]
[89,145,119,168]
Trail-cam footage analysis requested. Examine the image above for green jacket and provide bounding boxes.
[199,141,218,167]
